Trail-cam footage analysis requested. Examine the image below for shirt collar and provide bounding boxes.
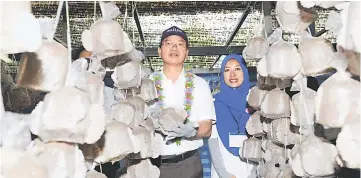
[160,67,185,82]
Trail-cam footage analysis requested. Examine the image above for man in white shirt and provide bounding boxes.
[149,26,216,178]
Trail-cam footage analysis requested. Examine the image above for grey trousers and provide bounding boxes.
[159,151,203,178]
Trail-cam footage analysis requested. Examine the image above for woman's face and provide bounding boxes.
[223,59,244,88]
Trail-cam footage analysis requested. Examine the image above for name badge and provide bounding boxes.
[229,133,247,148]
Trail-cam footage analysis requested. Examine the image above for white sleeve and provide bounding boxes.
[209,125,232,178]
[210,123,218,139]
[194,77,216,123]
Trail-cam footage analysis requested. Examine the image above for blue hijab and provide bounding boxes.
[214,54,250,156]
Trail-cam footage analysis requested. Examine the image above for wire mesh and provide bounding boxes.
[28,1,338,69]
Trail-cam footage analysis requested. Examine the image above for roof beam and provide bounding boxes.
[132,2,154,72]
[313,28,329,37]
[54,37,67,48]
[61,2,68,44]
[209,2,252,69]
[132,2,145,47]
[308,22,316,36]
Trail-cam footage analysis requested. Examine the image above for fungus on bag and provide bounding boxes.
[16,40,69,92]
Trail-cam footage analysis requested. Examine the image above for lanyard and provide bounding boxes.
[226,106,245,134]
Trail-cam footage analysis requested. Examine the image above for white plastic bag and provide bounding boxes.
[298,36,335,76]
[299,136,339,176]
[110,100,136,125]
[0,1,42,54]
[242,36,269,61]
[0,148,48,178]
[270,118,303,145]
[240,137,262,162]
[29,141,87,178]
[248,86,268,110]
[0,112,31,150]
[30,87,105,144]
[111,61,142,89]
[336,114,360,169]
[260,88,291,119]
[290,76,317,127]
[315,54,360,128]
[245,111,264,136]
[127,96,147,128]
[275,1,318,34]
[266,40,302,79]
[139,79,157,102]
[81,2,133,60]
[346,1,361,53]
[94,121,135,164]
[16,40,69,92]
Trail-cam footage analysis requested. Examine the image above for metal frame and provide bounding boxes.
[313,28,328,37]
[262,1,273,37]
[209,2,253,69]
[308,22,316,36]
[137,45,246,57]
[132,1,154,72]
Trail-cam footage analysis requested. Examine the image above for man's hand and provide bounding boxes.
[196,120,212,138]
[172,122,197,138]
[231,175,236,178]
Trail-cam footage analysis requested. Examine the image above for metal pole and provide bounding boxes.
[209,2,252,69]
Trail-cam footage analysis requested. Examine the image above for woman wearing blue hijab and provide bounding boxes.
[209,54,252,178]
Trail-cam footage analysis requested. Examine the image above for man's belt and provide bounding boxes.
[161,149,198,164]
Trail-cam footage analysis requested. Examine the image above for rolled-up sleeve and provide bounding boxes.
[194,77,216,124]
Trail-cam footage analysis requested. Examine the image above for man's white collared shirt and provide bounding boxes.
[150,69,216,156]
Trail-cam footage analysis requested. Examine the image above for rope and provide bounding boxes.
[132,3,135,43]
[93,1,97,23]
[65,1,72,71]
[123,1,128,28]
[51,1,64,40]
[261,2,268,39]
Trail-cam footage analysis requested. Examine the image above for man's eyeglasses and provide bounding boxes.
[162,42,186,49]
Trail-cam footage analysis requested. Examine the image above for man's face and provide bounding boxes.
[158,35,188,66]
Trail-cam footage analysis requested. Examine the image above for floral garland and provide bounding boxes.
[153,66,194,146]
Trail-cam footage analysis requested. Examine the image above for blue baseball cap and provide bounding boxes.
[159,26,189,48]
